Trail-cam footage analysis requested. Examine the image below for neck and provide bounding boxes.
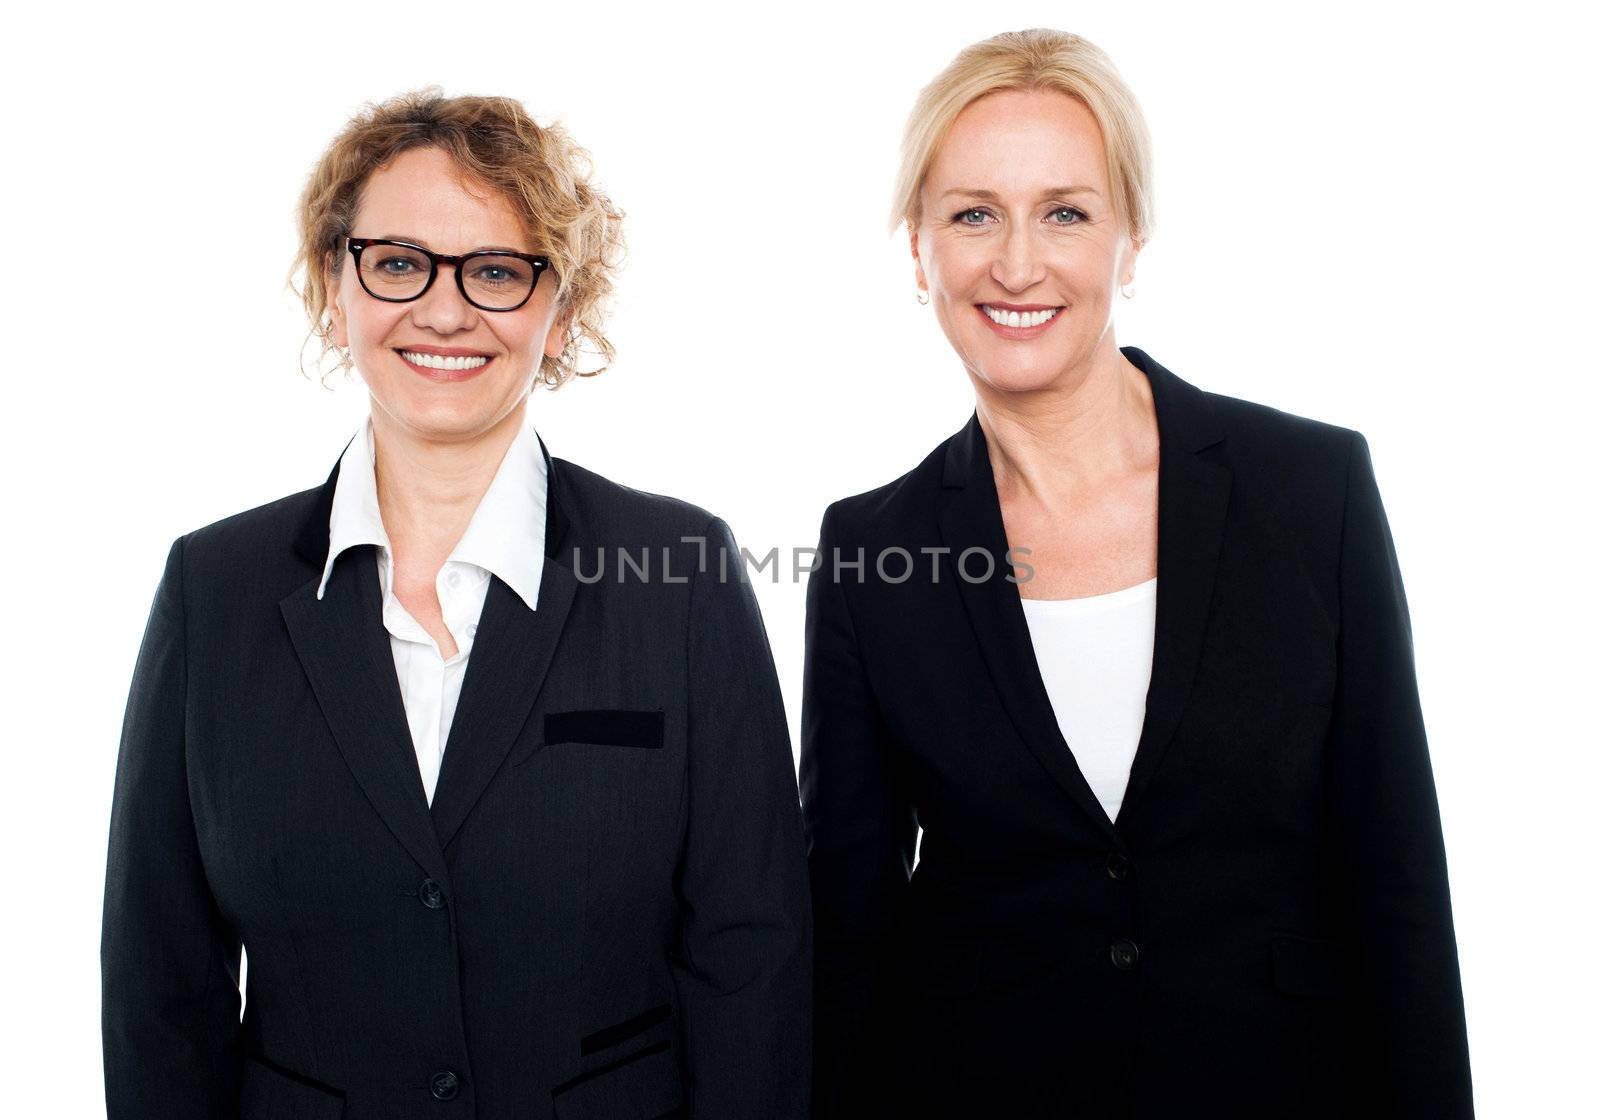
[368,397,527,561]
[974,340,1157,509]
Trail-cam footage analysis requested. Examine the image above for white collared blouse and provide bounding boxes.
[315,406,547,804]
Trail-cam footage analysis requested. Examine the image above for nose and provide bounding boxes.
[990,225,1045,293]
[409,262,478,332]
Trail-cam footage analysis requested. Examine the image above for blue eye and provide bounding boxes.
[474,265,515,285]
[1050,207,1088,224]
[953,208,992,225]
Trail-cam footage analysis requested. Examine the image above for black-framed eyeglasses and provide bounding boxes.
[344,237,553,312]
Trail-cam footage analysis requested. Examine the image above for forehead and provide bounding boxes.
[927,88,1109,195]
[355,145,532,252]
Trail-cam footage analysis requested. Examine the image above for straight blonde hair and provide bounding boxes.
[891,30,1154,244]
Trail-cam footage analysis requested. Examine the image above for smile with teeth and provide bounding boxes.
[399,350,491,371]
[982,306,1062,328]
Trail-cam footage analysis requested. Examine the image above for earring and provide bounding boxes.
[1120,282,1135,300]
[916,289,930,305]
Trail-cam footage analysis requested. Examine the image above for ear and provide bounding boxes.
[322,252,349,348]
[908,221,929,296]
[543,302,574,361]
[1119,234,1143,288]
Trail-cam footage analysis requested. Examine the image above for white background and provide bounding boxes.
[3,0,1595,1112]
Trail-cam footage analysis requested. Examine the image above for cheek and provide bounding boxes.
[1026,251,1116,312]
[488,312,562,368]
[1072,244,1122,290]
[528,301,569,358]
[347,303,408,347]
[926,244,986,298]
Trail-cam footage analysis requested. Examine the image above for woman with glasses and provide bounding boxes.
[102,88,809,1119]
[800,30,1473,1119]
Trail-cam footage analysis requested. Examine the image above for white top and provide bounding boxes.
[1018,577,1158,824]
[316,405,548,805]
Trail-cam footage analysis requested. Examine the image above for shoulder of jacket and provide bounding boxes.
[1203,388,1361,476]
[180,484,322,568]
[818,436,952,544]
[553,456,724,543]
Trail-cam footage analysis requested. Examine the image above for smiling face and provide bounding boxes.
[324,145,568,445]
[911,88,1140,396]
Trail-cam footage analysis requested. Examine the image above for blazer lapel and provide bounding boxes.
[1116,347,1231,822]
[280,456,449,884]
[936,346,1231,837]
[428,435,576,851]
[279,431,582,876]
[939,416,1121,844]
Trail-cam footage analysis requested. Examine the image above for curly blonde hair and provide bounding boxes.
[288,86,625,388]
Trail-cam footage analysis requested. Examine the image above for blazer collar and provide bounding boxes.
[313,409,549,612]
[937,345,1233,840]
[281,426,578,883]
[292,428,572,573]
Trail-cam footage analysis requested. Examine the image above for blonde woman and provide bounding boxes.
[102,89,809,1119]
[800,31,1472,1118]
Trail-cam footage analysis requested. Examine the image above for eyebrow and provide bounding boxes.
[940,186,1102,201]
[375,234,532,254]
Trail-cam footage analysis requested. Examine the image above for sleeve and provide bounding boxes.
[672,516,812,1119]
[798,503,919,1118]
[102,535,243,1118]
[1326,432,1475,1115]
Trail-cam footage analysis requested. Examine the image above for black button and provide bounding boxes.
[418,879,445,910]
[429,1069,460,1100]
[1110,939,1140,970]
[1106,852,1133,881]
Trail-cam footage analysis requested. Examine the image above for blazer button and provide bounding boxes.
[430,1069,461,1100]
[418,879,445,910]
[1106,852,1133,881]
[1110,939,1140,970]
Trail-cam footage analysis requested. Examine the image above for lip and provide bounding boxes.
[976,302,1066,340]
[395,347,495,383]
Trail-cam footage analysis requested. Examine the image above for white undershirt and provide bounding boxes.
[315,405,548,805]
[1018,577,1158,823]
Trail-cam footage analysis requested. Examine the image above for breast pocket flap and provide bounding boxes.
[546,709,665,750]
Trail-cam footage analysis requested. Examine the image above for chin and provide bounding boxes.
[379,391,494,438]
[969,356,1070,395]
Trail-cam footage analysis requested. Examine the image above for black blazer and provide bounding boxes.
[102,439,811,1119]
[800,347,1472,1118]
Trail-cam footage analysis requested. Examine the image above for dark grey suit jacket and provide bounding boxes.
[802,346,1472,1118]
[102,438,811,1119]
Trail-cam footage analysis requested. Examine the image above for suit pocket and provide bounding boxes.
[546,709,665,750]
[1270,934,1346,1000]
[239,1054,346,1120]
[552,1040,683,1119]
[581,1001,674,1056]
